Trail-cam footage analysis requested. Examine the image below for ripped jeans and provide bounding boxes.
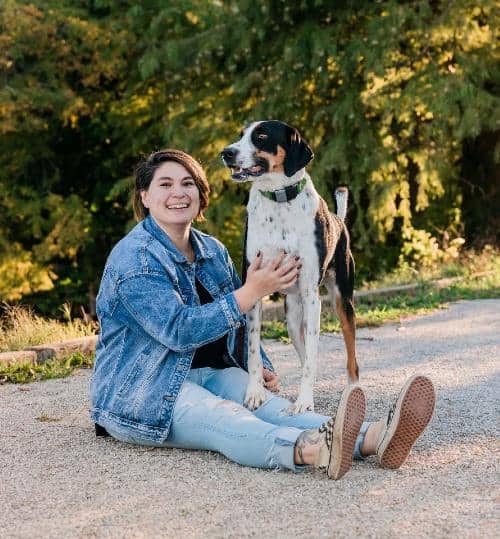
[105,366,368,472]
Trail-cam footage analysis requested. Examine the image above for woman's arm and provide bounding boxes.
[117,273,243,353]
[116,251,300,353]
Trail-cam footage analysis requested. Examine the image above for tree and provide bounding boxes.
[1,0,498,314]
[132,0,499,274]
[0,0,134,311]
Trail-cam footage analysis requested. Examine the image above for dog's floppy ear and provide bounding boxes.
[283,126,314,177]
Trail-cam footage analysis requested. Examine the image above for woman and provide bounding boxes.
[90,149,436,480]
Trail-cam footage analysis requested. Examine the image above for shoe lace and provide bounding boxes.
[386,402,396,426]
[316,420,334,472]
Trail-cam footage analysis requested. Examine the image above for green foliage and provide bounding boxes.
[0,351,94,384]
[0,0,135,308]
[0,0,498,312]
[134,0,499,277]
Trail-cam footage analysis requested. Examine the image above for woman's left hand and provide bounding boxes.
[263,368,280,393]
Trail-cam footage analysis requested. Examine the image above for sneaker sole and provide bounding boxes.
[378,375,436,469]
[328,385,366,480]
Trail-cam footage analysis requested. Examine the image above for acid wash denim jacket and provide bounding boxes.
[90,214,274,444]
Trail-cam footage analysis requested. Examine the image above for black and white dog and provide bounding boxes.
[221,120,359,413]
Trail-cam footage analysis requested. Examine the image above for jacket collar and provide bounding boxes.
[143,214,213,263]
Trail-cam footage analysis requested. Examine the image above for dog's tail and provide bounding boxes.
[335,187,348,221]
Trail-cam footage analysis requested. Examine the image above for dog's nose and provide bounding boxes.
[221,147,237,162]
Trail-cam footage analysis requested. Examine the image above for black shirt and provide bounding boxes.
[190,278,232,369]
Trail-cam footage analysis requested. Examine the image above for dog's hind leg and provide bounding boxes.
[327,231,359,383]
[285,294,306,367]
[244,300,268,410]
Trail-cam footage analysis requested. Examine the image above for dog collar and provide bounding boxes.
[259,178,307,203]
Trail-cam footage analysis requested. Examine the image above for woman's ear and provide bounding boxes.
[140,190,149,208]
[283,127,314,177]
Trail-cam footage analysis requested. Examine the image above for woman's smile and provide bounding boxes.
[166,203,190,209]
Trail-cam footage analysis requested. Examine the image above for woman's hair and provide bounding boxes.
[132,149,210,222]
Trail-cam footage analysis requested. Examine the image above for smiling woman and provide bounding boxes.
[132,150,211,262]
[133,149,210,222]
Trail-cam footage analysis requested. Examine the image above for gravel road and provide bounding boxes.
[1,299,499,538]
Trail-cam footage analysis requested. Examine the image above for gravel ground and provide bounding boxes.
[1,299,499,539]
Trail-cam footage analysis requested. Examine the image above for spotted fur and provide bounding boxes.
[221,121,359,413]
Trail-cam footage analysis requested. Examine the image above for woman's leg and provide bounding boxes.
[161,379,306,471]
[103,377,304,471]
[202,367,370,460]
[202,366,329,428]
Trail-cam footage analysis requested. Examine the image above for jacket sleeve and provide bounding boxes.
[116,272,244,353]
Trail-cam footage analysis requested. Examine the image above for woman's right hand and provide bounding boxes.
[234,251,301,313]
[247,250,301,297]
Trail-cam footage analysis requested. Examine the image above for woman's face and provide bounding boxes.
[141,161,201,231]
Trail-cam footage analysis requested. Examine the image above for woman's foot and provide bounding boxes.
[369,375,436,469]
[295,384,366,479]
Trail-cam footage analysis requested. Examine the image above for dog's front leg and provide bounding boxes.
[290,289,321,414]
[244,300,267,410]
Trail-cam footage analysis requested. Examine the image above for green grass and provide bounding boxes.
[263,257,500,342]
[0,351,94,384]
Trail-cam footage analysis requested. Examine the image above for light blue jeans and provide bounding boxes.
[105,367,369,472]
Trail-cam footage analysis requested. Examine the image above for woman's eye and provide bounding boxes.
[257,133,268,140]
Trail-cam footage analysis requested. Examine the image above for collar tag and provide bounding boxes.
[275,189,288,203]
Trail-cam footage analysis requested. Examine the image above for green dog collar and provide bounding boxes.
[259,178,307,203]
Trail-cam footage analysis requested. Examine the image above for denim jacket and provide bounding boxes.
[90,214,274,443]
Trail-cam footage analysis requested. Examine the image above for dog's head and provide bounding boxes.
[221,120,314,182]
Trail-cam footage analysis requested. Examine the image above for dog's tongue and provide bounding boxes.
[249,165,263,173]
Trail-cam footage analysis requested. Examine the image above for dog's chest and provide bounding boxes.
[246,188,320,264]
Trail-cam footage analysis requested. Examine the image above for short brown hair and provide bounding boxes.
[132,149,210,222]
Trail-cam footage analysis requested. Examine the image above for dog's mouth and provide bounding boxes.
[230,162,268,181]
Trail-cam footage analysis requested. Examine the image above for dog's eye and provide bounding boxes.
[257,133,268,140]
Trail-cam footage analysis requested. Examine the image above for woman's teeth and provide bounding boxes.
[167,203,189,209]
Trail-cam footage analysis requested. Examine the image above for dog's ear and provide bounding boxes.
[283,126,314,177]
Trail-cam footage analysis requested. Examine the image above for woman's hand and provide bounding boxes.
[263,368,280,393]
[234,251,301,313]
[247,250,301,297]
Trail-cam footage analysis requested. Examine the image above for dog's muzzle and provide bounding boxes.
[221,147,268,181]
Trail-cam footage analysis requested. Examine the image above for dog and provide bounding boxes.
[221,120,359,413]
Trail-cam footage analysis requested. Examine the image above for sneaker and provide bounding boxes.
[377,375,436,469]
[314,384,366,479]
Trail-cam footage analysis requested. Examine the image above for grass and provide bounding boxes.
[0,304,97,384]
[0,351,94,384]
[358,244,499,290]
[0,303,96,353]
[263,249,500,342]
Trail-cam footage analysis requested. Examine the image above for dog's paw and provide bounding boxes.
[244,384,268,410]
[287,398,314,415]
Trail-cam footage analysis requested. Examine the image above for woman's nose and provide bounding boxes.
[170,185,188,197]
